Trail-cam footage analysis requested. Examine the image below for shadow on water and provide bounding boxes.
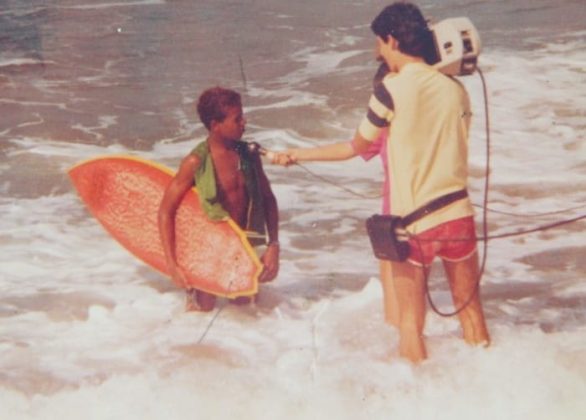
[255,271,372,313]
[136,266,176,294]
[517,245,586,273]
[479,245,586,332]
[0,291,115,321]
[138,262,372,314]
[0,2,46,63]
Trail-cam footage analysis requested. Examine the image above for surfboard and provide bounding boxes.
[68,155,263,298]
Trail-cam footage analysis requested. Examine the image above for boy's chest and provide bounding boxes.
[212,153,247,196]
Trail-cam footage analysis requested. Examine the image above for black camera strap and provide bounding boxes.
[401,189,468,228]
[366,189,468,262]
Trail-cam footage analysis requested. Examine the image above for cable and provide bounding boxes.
[264,68,583,317]
[271,149,586,220]
[196,301,228,344]
[417,67,491,318]
[413,68,584,317]
[195,281,235,345]
[293,162,586,219]
[482,213,586,240]
[473,202,586,218]
[254,66,584,318]
[294,161,383,199]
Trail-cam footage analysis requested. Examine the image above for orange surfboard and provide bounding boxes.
[68,156,263,298]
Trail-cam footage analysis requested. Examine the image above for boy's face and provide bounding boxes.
[214,105,246,142]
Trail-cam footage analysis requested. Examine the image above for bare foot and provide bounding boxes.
[385,313,400,329]
[399,334,428,364]
[461,319,490,348]
[465,334,491,348]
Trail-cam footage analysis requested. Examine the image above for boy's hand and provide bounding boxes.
[259,242,280,283]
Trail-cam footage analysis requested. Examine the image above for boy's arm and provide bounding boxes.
[158,153,201,288]
[255,156,280,283]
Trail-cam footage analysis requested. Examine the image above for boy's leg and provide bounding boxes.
[379,260,399,327]
[185,289,216,312]
[390,261,428,363]
[196,290,217,311]
[443,253,490,346]
[231,295,255,305]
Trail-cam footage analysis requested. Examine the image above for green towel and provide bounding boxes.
[191,141,267,246]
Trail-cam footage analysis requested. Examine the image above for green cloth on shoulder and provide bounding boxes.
[191,141,229,221]
[191,140,267,246]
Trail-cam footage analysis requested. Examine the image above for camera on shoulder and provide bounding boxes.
[428,17,481,76]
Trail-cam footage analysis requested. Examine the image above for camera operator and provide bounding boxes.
[274,2,490,363]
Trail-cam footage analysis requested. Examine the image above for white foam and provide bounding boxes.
[0,58,43,68]
[56,0,166,10]
[1,7,585,419]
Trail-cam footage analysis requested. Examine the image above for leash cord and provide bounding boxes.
[196,281,234,345]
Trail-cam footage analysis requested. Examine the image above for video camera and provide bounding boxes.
[428,17,481,76]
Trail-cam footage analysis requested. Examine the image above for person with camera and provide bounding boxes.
[274,2,490,363]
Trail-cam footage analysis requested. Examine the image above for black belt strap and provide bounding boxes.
[401,189,468,228]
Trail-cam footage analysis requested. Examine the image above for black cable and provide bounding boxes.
[482,213,586,240]
[416,68,585,317]
[405,211,586,243]
[294,161,383,199]
[289,151,586,220]
[418,67,491,318]
[472,202,586,218]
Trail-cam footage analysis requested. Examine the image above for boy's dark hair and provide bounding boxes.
[196,87,242,130]
[371,2,434,61]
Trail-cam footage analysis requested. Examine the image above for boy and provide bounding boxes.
[158,87,280,312]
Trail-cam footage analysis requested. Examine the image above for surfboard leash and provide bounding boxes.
[196,299,229,345]
[195,281,235,345]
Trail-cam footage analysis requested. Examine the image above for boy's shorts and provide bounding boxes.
[407,216,477,266]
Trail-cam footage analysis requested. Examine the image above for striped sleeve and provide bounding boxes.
[358,84,394,141]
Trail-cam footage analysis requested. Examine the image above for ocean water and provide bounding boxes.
[1,1,585,419]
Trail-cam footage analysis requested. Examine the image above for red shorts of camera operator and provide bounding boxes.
[407,216,477,267]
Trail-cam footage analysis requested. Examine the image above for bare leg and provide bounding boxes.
[196,290,217,312]
[185,289,216,312]
[379,260,399,327]
[443,253,490,346]
[231,295,255,305]
[391,261,428,363]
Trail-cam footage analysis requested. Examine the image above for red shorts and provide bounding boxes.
[407,216,477,266]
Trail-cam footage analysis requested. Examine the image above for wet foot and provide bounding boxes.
[399,334,427,364]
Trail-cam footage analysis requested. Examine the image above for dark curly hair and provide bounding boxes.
[371,2,434,62]
[196,87,242,130]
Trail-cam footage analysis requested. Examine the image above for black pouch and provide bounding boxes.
[365,215,410,262]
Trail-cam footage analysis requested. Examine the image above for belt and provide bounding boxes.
[401,189,468,228]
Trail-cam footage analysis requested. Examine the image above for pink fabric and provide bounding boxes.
[353,128,390,214]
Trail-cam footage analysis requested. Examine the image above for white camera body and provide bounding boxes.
[429,17,481,76]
